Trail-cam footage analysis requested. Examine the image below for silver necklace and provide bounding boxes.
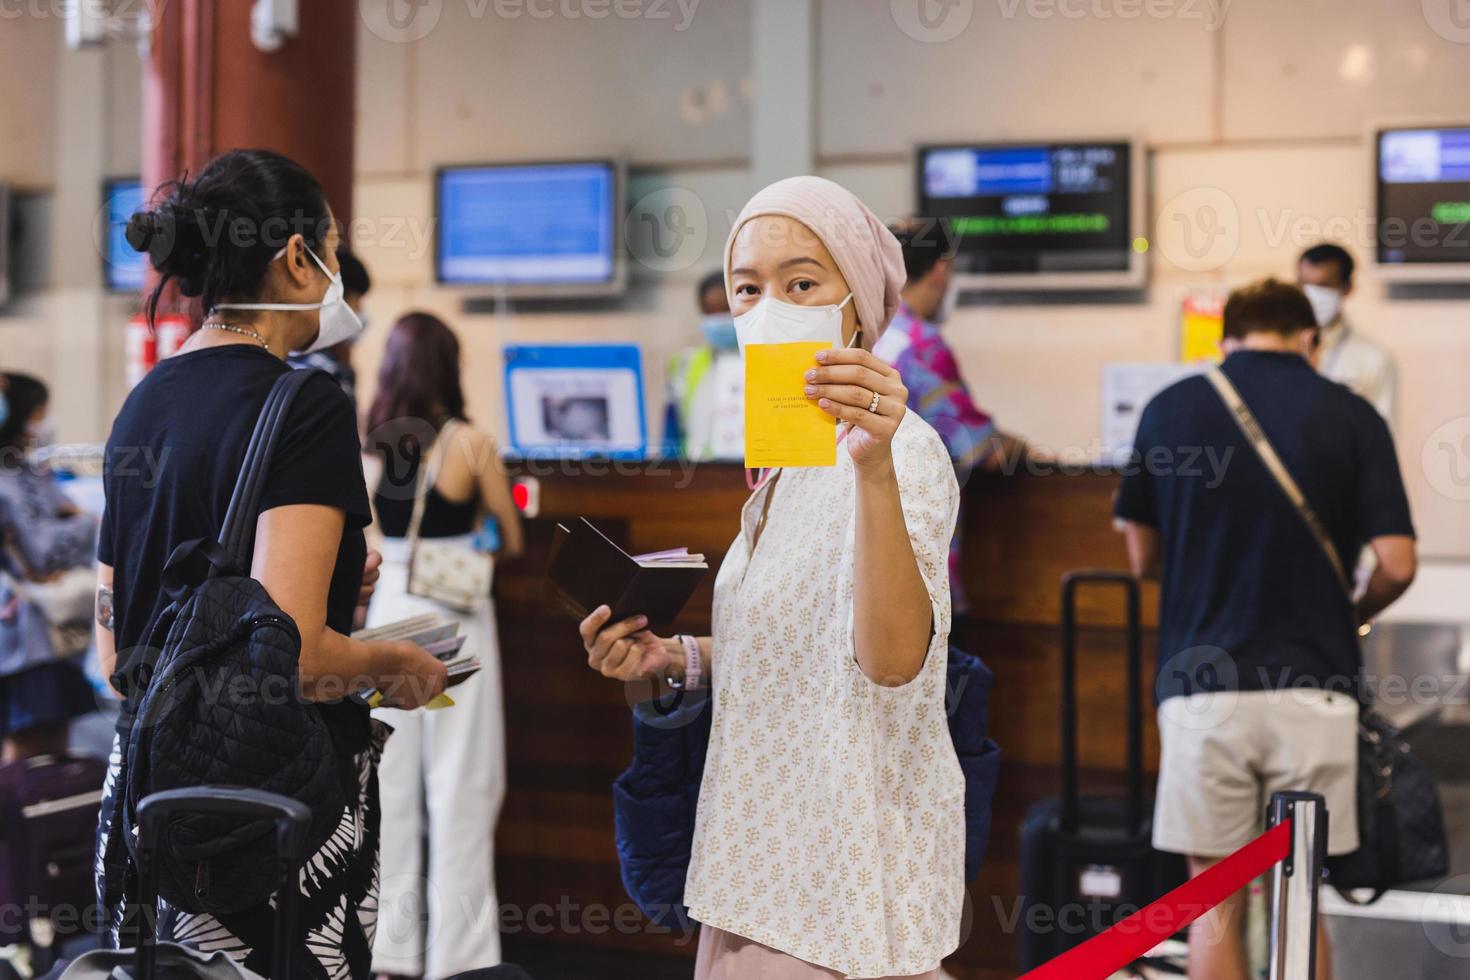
[200,321,270,349]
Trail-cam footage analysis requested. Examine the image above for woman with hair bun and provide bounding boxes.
[94,148,447,980]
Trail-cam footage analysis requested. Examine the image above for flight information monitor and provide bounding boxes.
[436,160,621,294]
[916,140,1143,289]
[1376,127,1470,273]
[104,178,148,293]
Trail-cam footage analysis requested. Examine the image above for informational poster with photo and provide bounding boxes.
[503,345,647,459]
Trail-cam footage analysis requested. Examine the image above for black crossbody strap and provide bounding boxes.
[1205,368,1352,596]
[219,368,320,568]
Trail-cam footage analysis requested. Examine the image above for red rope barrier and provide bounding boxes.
[1019,820,1293,979]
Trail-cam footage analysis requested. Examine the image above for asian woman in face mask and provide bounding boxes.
[580,177,964,978]
[95,149,447,980]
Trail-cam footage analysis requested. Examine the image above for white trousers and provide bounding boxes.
[369,536,507,979]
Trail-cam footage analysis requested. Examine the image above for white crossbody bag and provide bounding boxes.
[403,420,495,613]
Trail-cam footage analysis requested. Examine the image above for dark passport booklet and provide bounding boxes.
[545,517,708,633]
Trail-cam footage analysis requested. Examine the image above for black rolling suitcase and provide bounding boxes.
[60,787,311,980]
[1017,571,1187,972]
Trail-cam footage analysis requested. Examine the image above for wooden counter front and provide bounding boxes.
[491,461,1160,977]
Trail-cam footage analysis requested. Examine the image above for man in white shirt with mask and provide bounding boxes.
[1298,243,1396,427]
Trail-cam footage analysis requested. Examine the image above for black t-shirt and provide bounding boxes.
[1115,351,1414,701]
[99,345,372,756]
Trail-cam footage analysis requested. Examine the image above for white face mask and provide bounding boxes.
[733,292,854,355]
[27,418,56,448]
[1301,283,1343,329]
[215,245,364,353]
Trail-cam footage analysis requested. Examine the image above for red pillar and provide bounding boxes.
[142,0,358,313]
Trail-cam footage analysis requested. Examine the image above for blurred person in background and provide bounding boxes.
[1298,242,1395,426]
[290,246,372,403]
[1115,279,1416,980]
[0,373,98,763]
[878,220,1026,611]
[663,269,745,460]
[877,220,1020,474]
[362,312,524,980]
[98,149,447,979]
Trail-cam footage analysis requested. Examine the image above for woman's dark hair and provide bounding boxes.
[126,149,331,326]
[0,373,48,456]
[365,312,468,459]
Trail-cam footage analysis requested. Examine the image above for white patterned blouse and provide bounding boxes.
[683,409,966,979]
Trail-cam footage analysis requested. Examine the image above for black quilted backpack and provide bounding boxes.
[102,368,347,917]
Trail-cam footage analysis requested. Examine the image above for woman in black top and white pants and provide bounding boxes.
[362,312,523,979]
[94,150,447,980]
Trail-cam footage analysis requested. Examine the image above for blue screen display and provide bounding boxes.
[105,179,147,292]
[972,148,1054,195]
[438,162,617,287]
[1377,128,1470,265]
[1380,128,1470,184]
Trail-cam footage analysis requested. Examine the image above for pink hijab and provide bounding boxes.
[723,176,906,342]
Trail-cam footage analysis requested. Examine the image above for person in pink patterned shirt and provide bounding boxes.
[876,220,1024,475]
[876,220,1026,608]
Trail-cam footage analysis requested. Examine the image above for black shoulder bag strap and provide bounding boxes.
[157,368,322,591]
[218,367,321,569]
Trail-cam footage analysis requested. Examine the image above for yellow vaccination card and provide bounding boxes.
[744,342,836,469]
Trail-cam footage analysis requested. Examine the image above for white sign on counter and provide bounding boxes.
[1100,363,1204,463]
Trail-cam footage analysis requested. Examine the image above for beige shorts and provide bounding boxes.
[1153,688,1359,859]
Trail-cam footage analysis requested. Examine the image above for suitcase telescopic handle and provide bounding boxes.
[136,788,312,980]
[1059,570,1144,838]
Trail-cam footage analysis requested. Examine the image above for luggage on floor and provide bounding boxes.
[0,752,107,968]
[61,788,311,980]
[1017,571,1187,972]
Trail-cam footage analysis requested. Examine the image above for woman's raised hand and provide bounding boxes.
[579,605,674,682]
[804,347,908,469]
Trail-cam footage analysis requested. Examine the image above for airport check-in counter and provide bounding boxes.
[490,459,1157,974]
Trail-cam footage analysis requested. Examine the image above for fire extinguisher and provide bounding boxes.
[155,314,192,360]
[125,313,156,390]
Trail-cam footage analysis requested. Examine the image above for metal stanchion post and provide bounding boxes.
[1267,791,1328,980]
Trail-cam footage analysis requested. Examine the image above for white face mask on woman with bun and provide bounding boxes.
[215,245,364,353]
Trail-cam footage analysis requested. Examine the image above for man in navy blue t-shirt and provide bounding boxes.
[1115,279,1416,980]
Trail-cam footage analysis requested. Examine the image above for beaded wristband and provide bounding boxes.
[675,633,701,692]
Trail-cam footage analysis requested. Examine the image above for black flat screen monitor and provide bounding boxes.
[917,140,1144,290]
[1375,126,1470,276]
